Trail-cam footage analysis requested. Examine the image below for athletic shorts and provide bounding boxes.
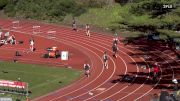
[103,59,108,62]
[85,70,90,74]
[113,49,117,52]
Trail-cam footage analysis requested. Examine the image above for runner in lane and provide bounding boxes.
[29,38,35,52]
[112,43,119,58]
[102,51,108,69]
[113,37,119,45]
[84,62,91,77]
[152,62,159,82]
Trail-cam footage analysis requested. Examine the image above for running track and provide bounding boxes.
[0,18,179,101]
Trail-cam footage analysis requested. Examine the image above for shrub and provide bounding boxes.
[76,0,108,8]
[4,0,86,21]
[0,0,9,9]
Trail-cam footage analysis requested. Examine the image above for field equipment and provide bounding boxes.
[44,47,60,58]
[61,51,69,60]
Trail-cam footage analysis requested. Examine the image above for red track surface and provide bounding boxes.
[0,18,179,101]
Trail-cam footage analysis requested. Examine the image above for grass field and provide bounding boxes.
[63,3,180,41]
[63,4,143,37]
[63,4,123,28]
[0,61,82,100]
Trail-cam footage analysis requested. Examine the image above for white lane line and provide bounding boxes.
[6,25,147,100]
[49,30,151,101]
[3,21,176,100]
[3,25,118,101]
[59,32,140,101]
[42,29,138,101]
[49,36,117,101]
[2,28,110,101]
[134,49,175,100]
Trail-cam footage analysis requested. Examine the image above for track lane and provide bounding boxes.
[0,18,179,100]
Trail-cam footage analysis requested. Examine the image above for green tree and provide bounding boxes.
[0,0,9,9]
[3,0,86,21]
[119,0,180,35]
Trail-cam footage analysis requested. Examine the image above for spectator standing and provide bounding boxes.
[85,24,90,37]
[72,17,77,31]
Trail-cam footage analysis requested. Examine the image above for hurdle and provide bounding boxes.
[33,25,41,34]
[12,20,20,29]
[47,30,56,39]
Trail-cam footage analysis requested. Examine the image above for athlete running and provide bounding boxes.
[113,37,119,45]
[102,51,108,69]
[112,43,119,58]
[29,38,35,52]
[84,63,91,77]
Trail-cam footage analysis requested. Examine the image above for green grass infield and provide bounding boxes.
[0,61,82,100]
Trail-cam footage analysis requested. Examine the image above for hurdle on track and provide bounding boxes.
[33,25,41,34]
[12,20,20,29]
[47,30,56,38]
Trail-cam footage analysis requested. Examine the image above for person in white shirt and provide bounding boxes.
[113,37,119,45]
[72,17,77,31]
[0,28,2,39]
[0,32,2,39]
[4,32,10,39]
[4,32,10,44]
[9,35,16,45]
[29,38,35,52]
[84,63,91,77]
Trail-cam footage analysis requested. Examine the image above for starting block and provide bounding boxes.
[33,25,41,34]
[47,30,56,39]
[12,20,20,29]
